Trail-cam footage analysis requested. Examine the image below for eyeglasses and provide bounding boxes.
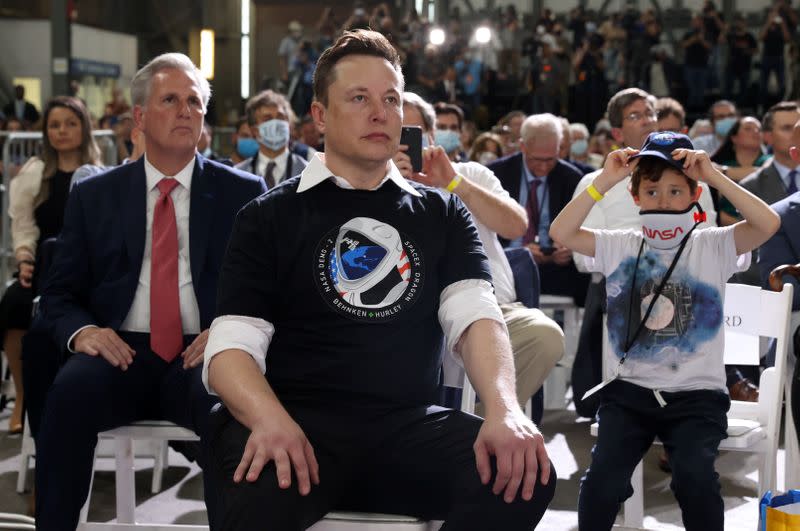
[623,111,657,123]
[525,155,557,164]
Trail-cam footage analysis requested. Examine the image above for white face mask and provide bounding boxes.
[640,202,706,250]
[477,151,498,165]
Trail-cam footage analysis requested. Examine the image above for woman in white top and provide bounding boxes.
[0,96,101,433]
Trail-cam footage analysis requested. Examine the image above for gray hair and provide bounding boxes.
[130,53,211,110]
[520,113,563,145]
[569,122,590,138]
[402,92,436,133]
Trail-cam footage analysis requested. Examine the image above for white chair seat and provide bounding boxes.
[309,512,434,531]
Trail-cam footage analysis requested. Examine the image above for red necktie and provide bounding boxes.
[522,178,542,244]
[150,178,183,362]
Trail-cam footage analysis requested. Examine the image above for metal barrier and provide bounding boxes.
[0,130,117,283]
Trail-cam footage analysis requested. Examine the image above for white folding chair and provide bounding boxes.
[16,414,35,493]
[79,420,204,530]
[539,294,582,410]
[0,513,35,530]
[590,281,795,529]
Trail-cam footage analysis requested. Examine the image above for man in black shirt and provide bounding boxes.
[759,4,792,109]
[724,15,757,106]
[681,14,712,111]
[203,30,555,530]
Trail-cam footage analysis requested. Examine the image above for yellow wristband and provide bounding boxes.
[586,183,604,202]
[446,173,463,192]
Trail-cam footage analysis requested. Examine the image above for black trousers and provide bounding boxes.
[578,380,729,531]
[35,332,219,530]
[210,403,556,531]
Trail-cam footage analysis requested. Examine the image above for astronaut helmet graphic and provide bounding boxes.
[330,217,411,308]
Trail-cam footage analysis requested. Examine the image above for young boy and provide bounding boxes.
[550,131,780,531]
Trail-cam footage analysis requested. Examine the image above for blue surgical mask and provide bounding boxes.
[570,138,588,157]
[237,137,259,159]
[257,119,290,151]
[434,129,461,154]
[715,117,737,138]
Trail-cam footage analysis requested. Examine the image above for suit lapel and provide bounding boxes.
[123,159,147,275]
[767,163,785,197]
[509,154,524,201]
[189,155,215,292]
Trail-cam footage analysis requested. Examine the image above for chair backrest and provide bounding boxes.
[723,282,793,432]
[504,247,540,309]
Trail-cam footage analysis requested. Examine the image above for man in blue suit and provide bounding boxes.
[487,113,590,306]
[759,118,800,448]
[33,53,266,529]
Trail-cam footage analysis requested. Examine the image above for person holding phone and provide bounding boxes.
[394,93,565,417]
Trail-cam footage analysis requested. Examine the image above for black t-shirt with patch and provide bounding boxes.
[216,176,491,410]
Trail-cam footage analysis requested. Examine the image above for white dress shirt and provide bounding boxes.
[67,155,202,351]
[255,148,290,184]
[120,155,201,335]
[772,159,800,190]
[202,153,506,393]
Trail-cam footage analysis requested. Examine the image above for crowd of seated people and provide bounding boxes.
[0,6,799,528]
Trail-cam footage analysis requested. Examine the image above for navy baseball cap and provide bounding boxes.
[631,132,695,171]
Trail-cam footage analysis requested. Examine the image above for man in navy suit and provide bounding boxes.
[235,89,308,187]
[759,118,800,449]
[33,53,266,529]
[487,113,590,305]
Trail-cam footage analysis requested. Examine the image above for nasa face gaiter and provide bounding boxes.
[639,202,706,250]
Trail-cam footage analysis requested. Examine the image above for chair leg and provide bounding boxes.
[785,380,800,490]
[623,460,644,528]
[16,417,34,493]
[152,440,168,493]
[79,446,99,523]
[114,436,136,523]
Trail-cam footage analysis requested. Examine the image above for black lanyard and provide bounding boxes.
[621,221,700,359]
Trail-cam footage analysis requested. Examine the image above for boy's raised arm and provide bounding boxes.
[550,148,640,257]
[672,149,780,254]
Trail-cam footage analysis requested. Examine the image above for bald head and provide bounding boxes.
[792,119,800,163]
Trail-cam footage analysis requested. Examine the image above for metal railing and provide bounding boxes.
[0,130,117,283]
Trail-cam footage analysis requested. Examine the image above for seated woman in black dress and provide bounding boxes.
[2,96,102,433]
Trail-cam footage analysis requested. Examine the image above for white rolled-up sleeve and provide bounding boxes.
[202,315,275,395]
[438,278,506,366]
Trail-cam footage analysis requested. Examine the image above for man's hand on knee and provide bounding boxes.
[182,329,208,369]
[234,408,320,496]
[473,409,551,504]
[74,327,135,371]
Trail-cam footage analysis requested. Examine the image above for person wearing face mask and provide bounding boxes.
[693,100,739,156]
[432,102,468,162]
[568,122,602,170]
[550,132,779,531]
[569,88,719,419]
[235,89,307,189]
[468,132,505,166]
[232,116,258,166]
[394,92,565,422]
[559,117,595,175]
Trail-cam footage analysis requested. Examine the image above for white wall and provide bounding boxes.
[0,20,137,106]
[72,24,138,84]
[0,19,52,108]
